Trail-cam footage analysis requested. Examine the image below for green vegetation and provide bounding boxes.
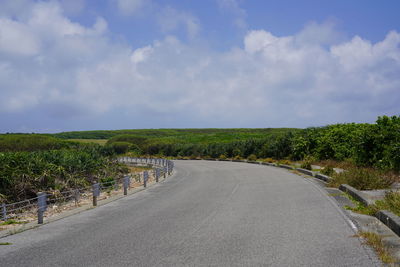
[1,115,399,200]
[52,128,296,141]
[94,116,400,175]
[247,154,257,161]
[0,134,69,151]
[320,166,335,176]
[357,232,396,264]
[344,193,378,216]
[375,191,400,217]
[0,242,12,245]
[329,167,394,190]
[0,135,127,203]
[0,219,27,226]
[345,191,400,217]
[67,139,108,145]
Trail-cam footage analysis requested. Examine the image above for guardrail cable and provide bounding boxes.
[1,157,174,223]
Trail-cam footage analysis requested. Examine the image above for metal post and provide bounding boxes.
[1,203,6,222]
[74,189,80,206]
[143,171,148,188]
[123,176,130,195]
[155,169,159,183]
[92,182,100,206]
[37,192,47,224]
[114,180,119,191]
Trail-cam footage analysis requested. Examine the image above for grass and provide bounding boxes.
[375,191,400,217]
[0,219,28,226]
[0,242,12,245]
[68,139,108,145]
[344,190,400,218]
[343,192,377,216]
[356,231,396,264]
[328,167,394,190]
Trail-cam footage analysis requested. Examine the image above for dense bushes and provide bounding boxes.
[328,167,395,190]
[0,134,69,152]
[101,115,400,173]
[0,138,127,202]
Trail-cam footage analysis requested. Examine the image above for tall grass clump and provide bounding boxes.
[0,145,127,202]
[328,167,394,190]
[375,191,400,216]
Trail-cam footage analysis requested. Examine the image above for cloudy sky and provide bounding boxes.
[0,0,399,133]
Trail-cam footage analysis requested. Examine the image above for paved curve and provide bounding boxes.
[0,161,381,266]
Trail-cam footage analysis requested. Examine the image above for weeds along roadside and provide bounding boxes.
[0,136,128,204]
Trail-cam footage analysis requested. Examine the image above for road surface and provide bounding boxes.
[0,160,380,266]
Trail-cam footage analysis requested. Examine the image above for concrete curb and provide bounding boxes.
[296,168,315,177]
[315,173,331,182]
[247,161,260,164]
[376,210,400,238]
[277,164,294,170]
[261,162,276,166]
[338,184,375,206]
[337,184,400,240]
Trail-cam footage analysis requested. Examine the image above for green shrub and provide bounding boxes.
[100,176,115,190]
[329,167,394,190]
[375,191,400,216]
[321,166,335,176]
[233,155,242,160]
[247,154,257,161]
[0,134,68,152]
[263,158,275,163]
[0,148,127,202]
[110,142,132,154]
[278,159,291,165]
[219,154,227,160]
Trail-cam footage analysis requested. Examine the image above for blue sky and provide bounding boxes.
[0,0,399,132]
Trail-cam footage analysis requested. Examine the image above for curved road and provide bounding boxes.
[0,161,380,266]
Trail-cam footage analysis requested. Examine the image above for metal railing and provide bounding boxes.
[1,158,174,224]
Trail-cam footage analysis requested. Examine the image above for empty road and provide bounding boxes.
[0,160,380,266]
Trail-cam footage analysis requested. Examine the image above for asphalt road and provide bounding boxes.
[0,161,381,266]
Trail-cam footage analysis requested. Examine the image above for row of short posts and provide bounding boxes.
[30,159,172,225]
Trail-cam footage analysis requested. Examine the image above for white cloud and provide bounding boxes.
[217,0,247,29]
[0,0,399,131]
[59,0,86,16]
[131,45,154,64]
[157,7,200,39]
[115,0,145,16]
[0,18,40,56]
